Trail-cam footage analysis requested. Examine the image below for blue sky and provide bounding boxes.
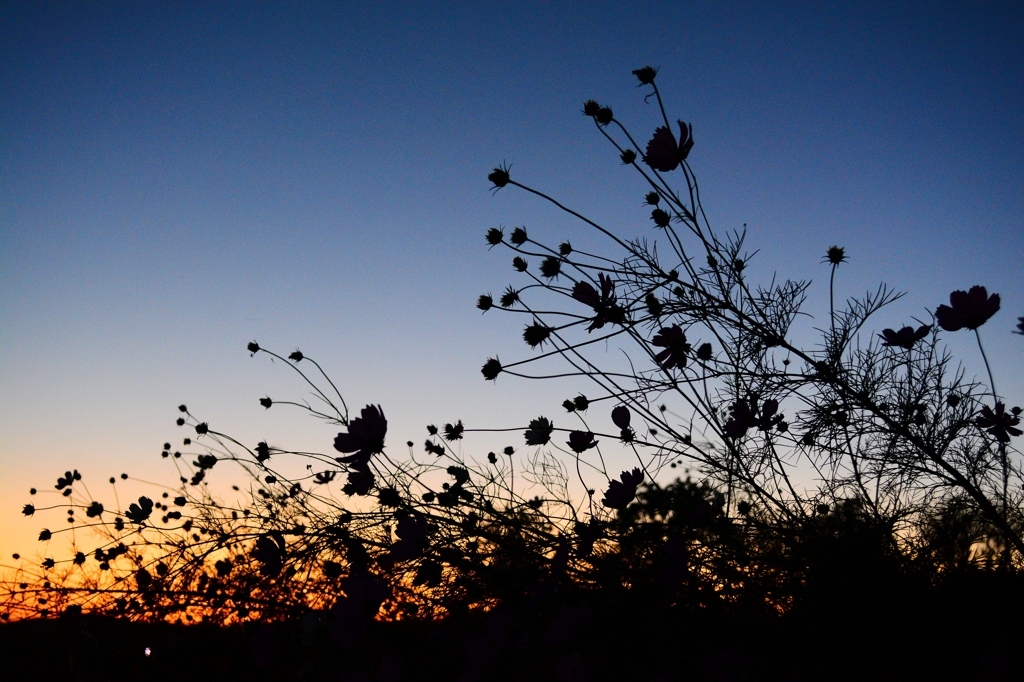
[2,1,1022,560]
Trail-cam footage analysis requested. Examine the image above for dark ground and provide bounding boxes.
[2,579,1021,682]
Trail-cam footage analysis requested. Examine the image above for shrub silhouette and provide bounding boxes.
[3,67,1023,679]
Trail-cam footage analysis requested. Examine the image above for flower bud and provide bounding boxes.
[651,209,670,228]
[631,66,658,85]
[485,227,504,245]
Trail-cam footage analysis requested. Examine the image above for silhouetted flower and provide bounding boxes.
[975,402,1022,443]
[253,531,286,577]
[573,395,589,411]
[525,417,554,446]
[620,149,637,164]
[194,454,217,470]
[510,227,528,245]
[260,396,273,408]
[444,421,465,441]
[823,246,847,265]
[378,487,402,507]
[632,65,658,85]
[879,324,931,349]
[126,496,154,523]
[935,286,1001,331]
[652,325,690,369]
[485,227,504,245]
[523,322,553,348]
[481,357,502,381]
[178,404,188,412]
[289,349,304,362]
[489,164,511,190]
[22,504,34,516]
[73,551,86,566]
[85,501,103,517]
[391,511,429,561]
[595,106,614,126]
[644,120,693,172]
[563,399,577,412]
[572,273,623,331]
[602,469,643,509]
[477,294,493,311]
[582,100,601,117]
[173,496,186,506]
[248,341,260,355]
[195,422,208,435]
[38,529,51,541]
[55,470,80,490]
[334,405,388,466]
[314,470,337,485]
[723,400,756,439]
[42,558,55,569]
[344,463,375,496]
[513,256,528,272]
[567,430,598,453]
[696,343,713,361]
[559,241,573,256]
[1015,317,1024,335]
[540,256,561,278]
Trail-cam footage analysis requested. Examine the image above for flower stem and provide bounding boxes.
[974,328,997,400]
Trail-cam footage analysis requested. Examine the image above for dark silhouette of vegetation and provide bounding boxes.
[3,67,1023,680]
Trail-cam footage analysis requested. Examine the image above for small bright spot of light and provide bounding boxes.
[144,647,151,657]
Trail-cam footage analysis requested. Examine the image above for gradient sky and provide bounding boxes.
[2,1,1022,562]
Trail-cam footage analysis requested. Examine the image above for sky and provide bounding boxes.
[2,1,1022,563]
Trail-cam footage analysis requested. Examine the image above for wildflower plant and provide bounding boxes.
[3,68,1022,646]
[476,66,1023,566]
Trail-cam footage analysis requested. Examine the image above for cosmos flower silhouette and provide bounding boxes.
[571,273,621,332]
[566,430,598,454]
[334,404,388,466]
[602,468,644,509]
[722,400,758,439]
[879,324,931,350]
[1015,317,1024,335]
[935,286,1000,332]
[126,496,154,523]
[652,325,690,369]
[524,417,554,446]
[975,402,1022,443]
[643,120,693,172]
